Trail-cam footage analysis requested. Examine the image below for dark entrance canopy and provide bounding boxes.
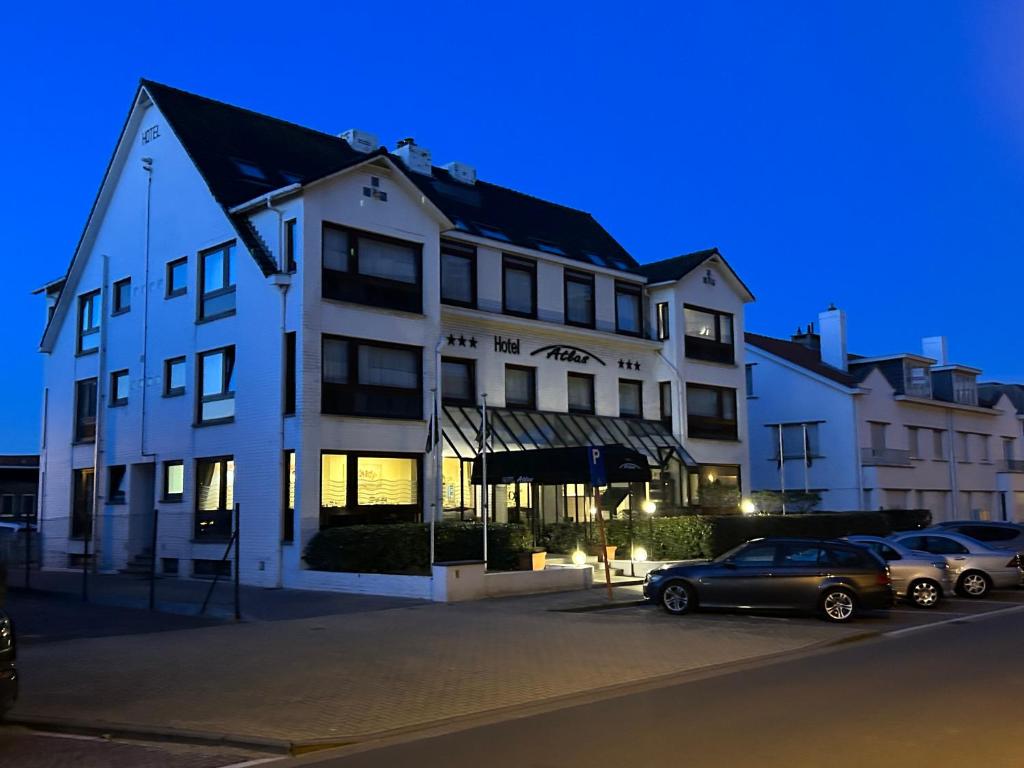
[442,405,696,471]
[470,444,651,485]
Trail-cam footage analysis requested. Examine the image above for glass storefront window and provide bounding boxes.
[321,454,348,509]
[357,457,417,506]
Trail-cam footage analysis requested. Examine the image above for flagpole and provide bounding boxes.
[778,424,787,514]
[429,387,439,565]
[481,393,489,568]
[802,423,810,494]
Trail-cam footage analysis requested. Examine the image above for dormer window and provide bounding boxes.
[953,373,978,406]
[905,364,931,398]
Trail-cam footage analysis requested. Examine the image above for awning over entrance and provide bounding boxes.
[442,405,697,472]
[470,444,651,485]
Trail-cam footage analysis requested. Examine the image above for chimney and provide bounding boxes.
[393,137,433,175]
[818,304,848,371]
[922,336,948,366]
[790,323,820,351]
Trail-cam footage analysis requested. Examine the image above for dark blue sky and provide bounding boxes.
[4,2,1023,452]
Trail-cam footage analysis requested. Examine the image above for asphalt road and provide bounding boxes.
[294,605,1024,768]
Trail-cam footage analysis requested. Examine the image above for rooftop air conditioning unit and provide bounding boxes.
[339,129,379,153]
[394,138,433,175]
[443,161,477,185]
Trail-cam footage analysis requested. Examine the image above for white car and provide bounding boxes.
[890,531,1023,598]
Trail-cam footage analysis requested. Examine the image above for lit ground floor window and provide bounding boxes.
[320,452,421,527]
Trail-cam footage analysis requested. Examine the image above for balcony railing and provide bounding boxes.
[861,447,912,467]
[997,459,1024,473]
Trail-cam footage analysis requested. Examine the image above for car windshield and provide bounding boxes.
[713,542,760,563]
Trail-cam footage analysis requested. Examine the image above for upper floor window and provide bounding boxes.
[505,365,536,410]
[112,278,131,315]
[322,223,422,313]
[284,219,297,273]
[110,369,129,406]
[655,302,670,340]
[619,379,643,418]
[503,256,537,318]
[164,356,186,397]
[77,290,101,354]
[321,335,422,420]
[284,332,296,415]
[686,384,738,441]
[905,364,931,397]
[952,373,978,406]
[564,270,595,328]
[659,381,673,430]
[166,257,188,298]
[440,240,476,308]
[615,282,642,336]
[775,423,821,459]
[567,372,595,414]
[745,364,755,396]
[197,346,236,424]
[199,242,236,320]
[684,305,734,364]
[74,377,98,442]
[442,358,475,405]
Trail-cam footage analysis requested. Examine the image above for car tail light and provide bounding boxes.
[877,569,892,586]
[1007,554,1021,568]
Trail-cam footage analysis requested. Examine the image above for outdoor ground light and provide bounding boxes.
[632,546,648,563]
[740,498,757,515]
[571,549,587,566]
[642,500,657,515]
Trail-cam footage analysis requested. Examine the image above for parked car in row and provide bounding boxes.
[0,609,15,720]
[889,531,1022,598]
[846,535,951,608]
[644,537,893,623]
[928,521,1024,551]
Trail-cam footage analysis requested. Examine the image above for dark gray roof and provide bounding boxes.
[979,382,1024,412]
[141,80,638,273]
[745,332,860,387]
[637,247,755,298]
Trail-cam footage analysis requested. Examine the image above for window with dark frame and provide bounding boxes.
[321,335,422,419]
[686,383,738,440]
[322,222,423,313]
[745,364,754,396]
[195,456,234,539]
[659,381,673,430]
[505,365,536,410]
[110,369,129,406]
[564,270,595,328]
[112,278,131,315]
[108,465,126,504]
[283,450,295,542]
[166,257,187,298]
[615,282,643,336]
[77,290,101,354]
[164,356,186,397]
[619,379,643,418]
[71,468,94,539]
[440,239,476,307]
[655,302,670,340]
[164,460,184,501]
[684,305,735,364]
[198,242,236,320]
[567,372,595,414]
[441,358,475,405]
[320,452,421,528]
[502,255,537,318]
[197,346,236,424]
[285,331,296,415]
[285,219,297,273]
[74,378,98,442]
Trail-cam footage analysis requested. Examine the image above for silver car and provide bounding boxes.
[890,531,1023,598]
[847,535,951,607]
[928,521,1024,551]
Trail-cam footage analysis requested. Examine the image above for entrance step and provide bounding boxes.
[119,552,155,577]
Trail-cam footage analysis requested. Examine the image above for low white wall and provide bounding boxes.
[609,559,705,578]
[287,569,433,600]
[484,566,593,598]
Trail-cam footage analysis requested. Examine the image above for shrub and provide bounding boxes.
[304,522,531,574]
[704,512,890,556]
[879,508,932,531]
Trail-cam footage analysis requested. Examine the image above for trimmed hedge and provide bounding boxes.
[879,508,932,531]
[543,512,892,561]
[303,522,531,575]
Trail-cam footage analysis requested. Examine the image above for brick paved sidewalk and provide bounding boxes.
[10,585,861,746]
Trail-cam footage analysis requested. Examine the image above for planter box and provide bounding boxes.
[518,551,547,571]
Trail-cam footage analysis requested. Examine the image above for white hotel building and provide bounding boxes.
[35,81,753,589]
[746,307,1024,523]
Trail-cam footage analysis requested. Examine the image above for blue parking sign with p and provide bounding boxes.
[588,446,607,488]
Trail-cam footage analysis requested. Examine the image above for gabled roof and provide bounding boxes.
[979,382,1024,412]
[141,80,638,272]
[745,332,860,387]
[637,247,755,300]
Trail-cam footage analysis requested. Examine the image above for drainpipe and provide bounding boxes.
[140,158,156,460]
[90,255,110,572]
[657,350,693,500]
[853,392,865,510]
[947,410,960,518]
[432,337,444,564]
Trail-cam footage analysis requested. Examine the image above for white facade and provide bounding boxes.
[746,309,1024,523]
[37,83,754,590]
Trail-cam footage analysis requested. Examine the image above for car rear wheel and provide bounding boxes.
[956,570,991,598]
[820,587,857,623]
[908,579,941,608]
[661,581,695,615]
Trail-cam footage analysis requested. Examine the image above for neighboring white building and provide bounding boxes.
[35,81,754,591]
[746,307,1024,523]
